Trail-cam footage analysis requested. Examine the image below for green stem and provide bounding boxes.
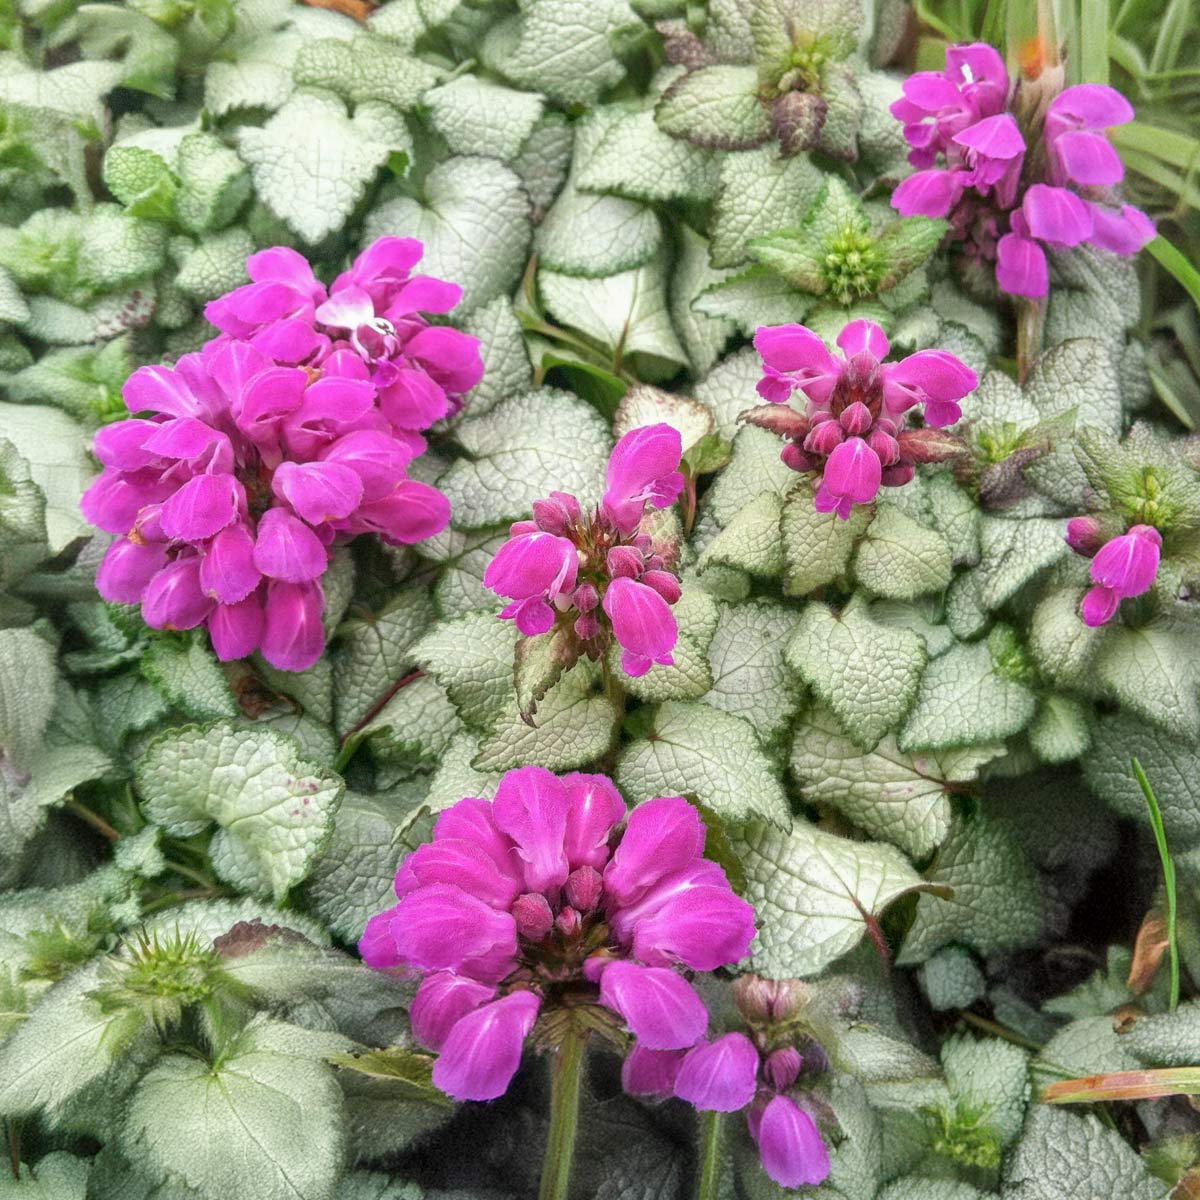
[696,1110,723,1200]
[1015,297,1045,384]
[538,1024,587,1200]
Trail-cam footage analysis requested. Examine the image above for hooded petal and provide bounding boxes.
[272,460,364,525]
[491,765,571,894]
[674,1033,759,1112]
[160,473,242,543]
[350,481,450,545]
[835,320,889,361]
[1090,524,1161,597]
[260,579,325,671]
[358,907,402,969]
[630,883,757,971]
[141,557,213,631]
[483,531,579,602]
[253,506,328,582]
[1022,184,1093,247]
[753,325,839,404]
[377,366,449,430]
[602,424,685,535]
[597,960,709,1050]
[891,169,964,219]
[621,1044,687,1098]
[319,430,417,501]
[1052,129,1125,186]
[432,990,541,1102]
[208,595,265,661]
[390,882,518,979]
[1047,83,1135,132]
[404,838,522,910]
[995,231,1048,297]
[404,325,484,395]
[96,537,169,604]
[562,773,627,871]
[1087,203,1155,254]
[199,523,261,604]
[820,437,882,507]
[410,971,497,1051]
[602,577,678,677]
[92,419,162,470]
[603,795,705,908]
[433,796,518,877]
[753,1095,831,1188]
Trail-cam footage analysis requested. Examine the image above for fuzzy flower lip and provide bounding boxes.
[1068,522,1163,626]
[81,237,482,672]
[359,767,755,1102]
[890,43,1154,298]
[751,319,976,520]
[482,424,685,680]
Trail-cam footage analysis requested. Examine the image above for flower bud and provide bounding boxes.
[838,401,873,435]
[1065,515,1103,557]
[555,905,582,937]
[607,545,644,579]
[733,975,808,1024]
[866,429,900,467]
[564,865,603,913]
[512,892,554,940]
[574,612,601,640]
[532,496,574,535]
[880,463,915,487]
[573,581,600,613]
[763,1045,803,1091]
[781,443,818,473]
[804,420,844,457]
[640,570,682,604]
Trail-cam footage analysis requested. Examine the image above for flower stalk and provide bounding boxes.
[696,1110,724,1200]
[539,1022,587,1200]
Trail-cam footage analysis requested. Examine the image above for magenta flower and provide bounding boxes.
[891,44,1154,297]
[482,425,685,678]
[82,238,482,671]
[359,768,755,1102]
[749,319,976,519]
[1067,522,1162,626]
[623,975,832,1190]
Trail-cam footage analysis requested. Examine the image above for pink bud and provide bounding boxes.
[512,892,554,940]
[640,570,682,604]
[804,419,844,457]
[880,463,915,487]
[564,865,604,912]
[532,493,580,536]
[763,1045,803,1091]
[781,443,818,473]
[606,545,644,579]
[574,612,601,640]
[866,429,900,467]
[1065,515,1103,557]
[555,906,582,937]
[838,401,873,435]
[573,582,599,613]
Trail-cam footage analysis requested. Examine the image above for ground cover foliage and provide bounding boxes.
[1,0,1200,1196]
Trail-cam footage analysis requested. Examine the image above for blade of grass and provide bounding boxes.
[1149,0,1193,75]
[1043,1067,1200,1104]
[1146,236,1200,313]
[1132,757,1180,1013]
[1079,0,1110,82]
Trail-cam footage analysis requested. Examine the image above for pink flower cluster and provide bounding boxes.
[359,766,756,1103]
[749,319,977,519]
[82,238,482,671]
[483,425,685,677]
[624,975,831,1188]
[1066,517,1162,625]
[891,43,1154,296]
